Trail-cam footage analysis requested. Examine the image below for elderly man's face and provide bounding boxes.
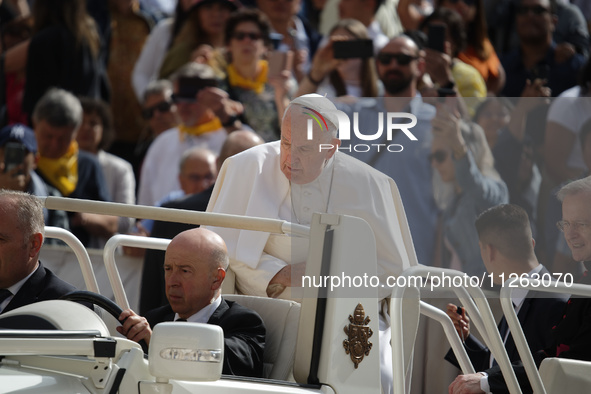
[561,192,591,262]
[34,120,76,159]
[0,197,39,288]
[164,241,216,319]
[178,152,217,195]
[280,108,339,185]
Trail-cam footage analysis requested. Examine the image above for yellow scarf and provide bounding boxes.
[227,60,268,94]
[178,113,223,141]
[37,141,79,196]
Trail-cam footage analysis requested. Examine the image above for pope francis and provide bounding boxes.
[206,94,419,392]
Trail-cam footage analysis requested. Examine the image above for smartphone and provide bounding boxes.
[269,32,284,50]
[268,50,293,78]
[177,77,218,99]
[3,142,26,174]
[427,24,446,53]
[333,39,374,59]
[437,87,456,102]
[528,64,550,82]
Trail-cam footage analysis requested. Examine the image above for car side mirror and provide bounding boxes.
[148,322,224,382]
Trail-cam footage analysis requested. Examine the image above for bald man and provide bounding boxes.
[139,130,264,314]
[119,228,266,378]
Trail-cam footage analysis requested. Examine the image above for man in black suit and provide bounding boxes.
[0,190,79,314]
[445,204,566,392]
[449,184,591,393]
[139,130,263,314]
[119,227,266,378]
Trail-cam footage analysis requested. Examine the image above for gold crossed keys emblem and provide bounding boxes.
[343,303,373,368]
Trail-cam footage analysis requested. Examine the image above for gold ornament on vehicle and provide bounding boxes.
[343,303,373,368]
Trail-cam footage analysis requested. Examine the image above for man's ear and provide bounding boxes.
[211,268,226,291]
[531,238,536,249]
[485,243,495,263]
[29,233,43,258]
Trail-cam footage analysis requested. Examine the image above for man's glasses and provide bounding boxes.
[516,5,549,15]
[556,220,590,232]
[376,52,418,66]
[142,100,173,119]
[232,31,263,41]
[428,150,448,163]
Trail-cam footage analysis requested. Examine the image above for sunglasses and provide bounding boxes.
[142,100,173,119]
[376,52,418,66]
[232,31,263,41]
[516,5,549,15]
[428,150,448,163]
[447,0,476,5]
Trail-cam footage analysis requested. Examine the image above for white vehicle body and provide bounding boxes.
[1,197,590,394]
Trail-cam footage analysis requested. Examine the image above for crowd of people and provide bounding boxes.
[1,0,591,392]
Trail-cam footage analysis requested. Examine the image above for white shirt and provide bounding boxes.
[137,126,226,206]
[132,18,174,102]
[546,86,591,172]
[175,296,222,323]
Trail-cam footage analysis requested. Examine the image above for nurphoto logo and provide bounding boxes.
[305,109,418,153]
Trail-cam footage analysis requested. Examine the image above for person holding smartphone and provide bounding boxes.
[222,9,293,142]
[420,7,487,117]
[296,18,379,98]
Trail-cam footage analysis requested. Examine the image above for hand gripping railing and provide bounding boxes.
[500,280,591,394]
[390,266,522,394]
[44,226,100,294]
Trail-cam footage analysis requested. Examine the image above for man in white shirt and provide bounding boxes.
[138,63,242,206]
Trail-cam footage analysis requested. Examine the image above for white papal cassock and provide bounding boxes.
[206,140,419,393]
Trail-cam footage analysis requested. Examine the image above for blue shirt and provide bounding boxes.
[500,42,586,98]
[339,96,438,266]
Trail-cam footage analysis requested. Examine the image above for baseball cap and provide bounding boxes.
[0,123,37,153]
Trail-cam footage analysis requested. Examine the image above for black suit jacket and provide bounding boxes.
[445,290,567,372]
[484,267,591,394]
[145,298,266,378]
[2,262,78,314]
[140,186,213,315]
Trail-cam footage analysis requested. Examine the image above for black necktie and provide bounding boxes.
[0,289,13,306]
[176,318,187,322]
[492,302,516,367]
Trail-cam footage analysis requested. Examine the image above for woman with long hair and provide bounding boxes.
[157,0,239,79]
[297,18,379,98]
[221,8,292,141]
[132,0,236,101]
[23,0,109,116]
[399,0,505,94]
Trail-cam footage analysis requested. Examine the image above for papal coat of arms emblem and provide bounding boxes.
[343,303,373,368]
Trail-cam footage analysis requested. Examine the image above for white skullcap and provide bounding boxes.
[287,94,340,134]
